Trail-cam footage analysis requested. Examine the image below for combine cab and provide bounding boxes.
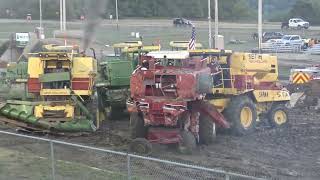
[0,44,99,132]
[96,41,160,120]
[128,50,290,153]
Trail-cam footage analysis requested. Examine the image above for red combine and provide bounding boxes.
[127,51,229,153]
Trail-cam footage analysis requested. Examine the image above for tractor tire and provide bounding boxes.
[129,112,147,139]
[180,131,197,153]
[199,114,215,145]
[106,106,124,120]
[224,95,257,136]
[129,138,152,155]
[268,103,289,128]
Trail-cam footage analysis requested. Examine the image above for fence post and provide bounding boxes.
[127,154,131,180]
[225,174,230,180]
[50,140,56,180]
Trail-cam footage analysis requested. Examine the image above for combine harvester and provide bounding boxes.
[0,40,161,133]
[127,49,291,154]
[96,41,160,119]
[0,44,99,133]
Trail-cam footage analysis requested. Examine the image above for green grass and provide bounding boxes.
[0,147,130,180]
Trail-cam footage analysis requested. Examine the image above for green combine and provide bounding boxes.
[96,41,160,119]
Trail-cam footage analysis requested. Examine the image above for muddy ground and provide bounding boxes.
[0,109,319,180]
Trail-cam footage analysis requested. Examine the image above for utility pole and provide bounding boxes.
[60,0,63,31]
[214,0,219,49]
[39,0,42,29]
[258,0,263,53]
[208,0,212,48]
[116,0,119,29]
[63,0,66,31]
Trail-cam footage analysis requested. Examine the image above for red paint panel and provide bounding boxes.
[147,128,181,144]
[72,78,90,90]
[28,78,41,93]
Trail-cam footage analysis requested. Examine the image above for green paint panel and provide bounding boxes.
[39,72,70,82]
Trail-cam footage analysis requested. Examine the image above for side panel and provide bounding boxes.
[72,78,91,90]
[28,57,43,78]
[28,78,41,93]
[107,60,133,87]
[72,57,97,78]
[253,90,290,102]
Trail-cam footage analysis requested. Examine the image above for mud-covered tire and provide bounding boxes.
[199,115,215,145]
[129,112,147,139]
[180,131,196,153]
[129,138,152,155]
[106,106,124,120]
[268,103,289,128]
[224,95,257,136]
[86,93,100,126]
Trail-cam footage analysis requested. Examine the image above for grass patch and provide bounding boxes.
[0,147,131,180]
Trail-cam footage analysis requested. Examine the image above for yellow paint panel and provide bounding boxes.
[253,90,290,102]
[28,57,43,78]
[72,57,97,78]
[73,90,92,96]
[230,53,278,82]
[208,98,230,112]
[34,104,74,118]
[40,89,71,96]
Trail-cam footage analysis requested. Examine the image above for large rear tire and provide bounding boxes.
[199,114,215,145]
[129,112,147,139]
[224,95,257,135]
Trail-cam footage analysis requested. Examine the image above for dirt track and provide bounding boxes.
[0,108,319,179]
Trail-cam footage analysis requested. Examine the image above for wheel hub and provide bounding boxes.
[274,110,287,125]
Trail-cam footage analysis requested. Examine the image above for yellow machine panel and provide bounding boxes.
[28,57,44,78]
[230,53,278,82]
[40,89,71,96]
[34,104,74,118]
[253,90,290,102]
[71,57,97,78]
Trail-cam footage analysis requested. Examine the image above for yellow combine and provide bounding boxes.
[0,44,99,132]
[189,50,290,135]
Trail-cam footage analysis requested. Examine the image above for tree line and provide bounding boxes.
[0,0,319,24]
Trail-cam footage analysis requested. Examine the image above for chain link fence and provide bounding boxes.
[0,130,266,180]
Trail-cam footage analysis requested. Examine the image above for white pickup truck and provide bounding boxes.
[268,35,305,46]
[281,18,310,30]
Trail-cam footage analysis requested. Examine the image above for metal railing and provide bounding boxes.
[0,130,266,180]
[306,44,320,55]
[261,42,302,53]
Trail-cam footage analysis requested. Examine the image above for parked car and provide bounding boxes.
[281,18,310,30]
[262,32,284,42]
[251,32,284,42]
[276,35,304,46]
[173,18,192,27]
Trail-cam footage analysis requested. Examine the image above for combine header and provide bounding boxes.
[128,50,290,153]
[0,44,99,133]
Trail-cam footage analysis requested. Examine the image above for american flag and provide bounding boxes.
[188,25,196,50]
